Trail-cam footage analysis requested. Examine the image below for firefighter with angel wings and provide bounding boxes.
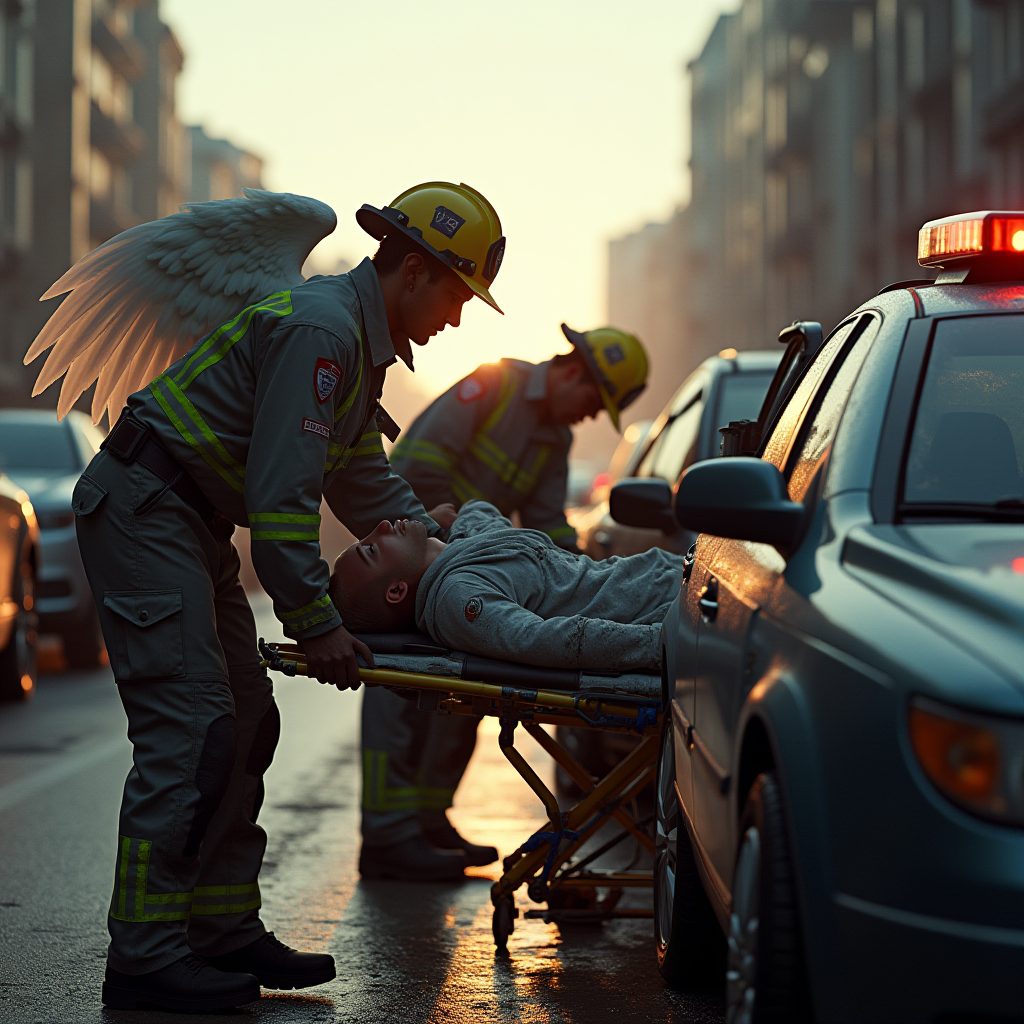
[24,182,506,1013]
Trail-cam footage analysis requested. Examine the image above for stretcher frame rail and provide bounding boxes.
[258,638,662,949]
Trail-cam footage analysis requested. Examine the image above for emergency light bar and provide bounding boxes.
[918,211,1024,267]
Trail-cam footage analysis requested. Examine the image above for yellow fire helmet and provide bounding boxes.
[356,181,505,314]
[560,323,649,431]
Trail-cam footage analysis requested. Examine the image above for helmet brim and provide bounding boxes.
[357,204,503,314]
[560,323,621,431]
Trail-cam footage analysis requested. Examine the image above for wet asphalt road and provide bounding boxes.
[0,596,724,1023]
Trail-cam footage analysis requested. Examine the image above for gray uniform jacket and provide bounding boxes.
[389,359,577,548]
[416,502,683,671]
[128,257,438,640]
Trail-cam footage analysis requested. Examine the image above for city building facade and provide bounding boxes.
[609,0,1024,397]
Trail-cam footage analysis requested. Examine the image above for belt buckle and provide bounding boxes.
[101,412,149,462]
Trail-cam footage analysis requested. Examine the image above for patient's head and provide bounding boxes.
[329,519,444,632]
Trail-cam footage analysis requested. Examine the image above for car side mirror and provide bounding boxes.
[675,457,805,546]
[609,478,676,532]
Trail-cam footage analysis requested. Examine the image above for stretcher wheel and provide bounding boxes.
[492,896,516,951]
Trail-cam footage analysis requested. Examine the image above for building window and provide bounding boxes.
[14,158,31,250]
[90,147,112,201]
[91,49,132,124]
[15,36,31,127]
[765,84,786,152]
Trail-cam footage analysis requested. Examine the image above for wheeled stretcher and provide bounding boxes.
[258,633,662,951]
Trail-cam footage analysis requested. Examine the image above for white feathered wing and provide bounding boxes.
[24,189,338,423]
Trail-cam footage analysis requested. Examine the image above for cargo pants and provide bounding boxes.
[360,686,480,845]
[73,450,278,975]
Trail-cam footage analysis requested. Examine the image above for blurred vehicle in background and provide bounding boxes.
[0,411,105,669]
[572,349,782,560]
[0,470,38,701]
[559,351,781,795]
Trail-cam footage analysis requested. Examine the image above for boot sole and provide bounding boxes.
[101,980,260,1012]
[257,966,337,990]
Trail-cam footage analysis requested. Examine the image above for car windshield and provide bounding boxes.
[904,315,1024,508]
[713,371,774,448]
[0,422,81,474]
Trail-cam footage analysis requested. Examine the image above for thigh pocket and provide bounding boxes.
[103,590,184,681]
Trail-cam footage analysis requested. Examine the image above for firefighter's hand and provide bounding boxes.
[300,625,374,691]
[427,503,458,531]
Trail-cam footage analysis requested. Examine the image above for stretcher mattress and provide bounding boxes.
[351,632,662,700]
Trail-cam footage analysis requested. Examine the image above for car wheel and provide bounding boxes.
[729,772,809,1023]
[63,606,105,670]
[0,554,37,701]
[655,715,725,989]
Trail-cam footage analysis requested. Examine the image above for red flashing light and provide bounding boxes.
[918,211,1024,267]
[1012,556,1024,575]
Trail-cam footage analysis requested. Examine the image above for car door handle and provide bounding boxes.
[699,577,718,622]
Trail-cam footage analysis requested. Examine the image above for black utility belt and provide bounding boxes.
[101,408,216,523]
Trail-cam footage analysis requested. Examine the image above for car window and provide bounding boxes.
[903,315,1024,506]
[712,371,775,455]
[787,316,878,501]
[633,373,706,480]
[636,395,704,483]
[0,422,81,473]
[761,318,860,471]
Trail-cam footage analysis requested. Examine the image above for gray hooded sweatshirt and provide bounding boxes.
[415,502,684,671]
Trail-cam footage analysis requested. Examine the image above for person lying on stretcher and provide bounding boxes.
[329,501,684,673]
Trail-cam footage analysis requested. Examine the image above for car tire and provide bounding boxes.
[0,552,37,702]
[62,607,105,670]
[729,772,810,1023]
[654,716,725,989]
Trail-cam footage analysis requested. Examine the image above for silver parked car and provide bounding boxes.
[0,411,105,669]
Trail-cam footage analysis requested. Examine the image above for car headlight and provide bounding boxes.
[909,696,1024,827]
[36,509,75,530]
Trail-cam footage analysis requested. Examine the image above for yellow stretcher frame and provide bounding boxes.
[259,640,661,951]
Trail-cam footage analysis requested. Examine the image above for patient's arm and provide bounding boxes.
[426,578,661,672]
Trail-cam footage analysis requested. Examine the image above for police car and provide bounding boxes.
[612,212,1024,1022]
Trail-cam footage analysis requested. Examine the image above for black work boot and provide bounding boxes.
[102,953,259,1012]
[359,837,467,881]
[422,813,499,867]
[206,931,336,990]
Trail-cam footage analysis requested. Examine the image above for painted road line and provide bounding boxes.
[0,736,129,815]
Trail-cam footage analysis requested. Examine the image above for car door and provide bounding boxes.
[689,315,879,888]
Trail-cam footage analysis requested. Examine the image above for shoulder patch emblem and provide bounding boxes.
[302,417,330,439]
[464,597,483,622]
[314,358,342,403]
[458,377,485,403]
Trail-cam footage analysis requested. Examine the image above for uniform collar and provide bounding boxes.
[350,257,412,370]
[525,359,551,401]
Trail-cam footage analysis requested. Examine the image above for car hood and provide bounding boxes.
[6,472,78,510]
[843,523,1024,689]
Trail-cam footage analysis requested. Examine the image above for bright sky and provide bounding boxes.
[162,0,734,398]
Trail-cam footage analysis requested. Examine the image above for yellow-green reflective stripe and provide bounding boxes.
[451,471,485,504]
[151,376,246,493]
[352,431,384,457]
[175,291,292,389]
[334,335,364,423]
[480,368,517,434]
[546,525,576,540]
[109,836,193,923]
[191,898,262,916]
[361,751,457,811]
[248,513,321,524]
[251,531,319,541]
[392,439,455,470]
[280,595,333,621]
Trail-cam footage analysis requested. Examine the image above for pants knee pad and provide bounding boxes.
[183,714,237,859]
[246,702,280,822]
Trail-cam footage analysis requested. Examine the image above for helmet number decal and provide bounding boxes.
[602,343,625,365]
[314,357,342,403]
[483,236,505,283]
[432,206,466,239]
